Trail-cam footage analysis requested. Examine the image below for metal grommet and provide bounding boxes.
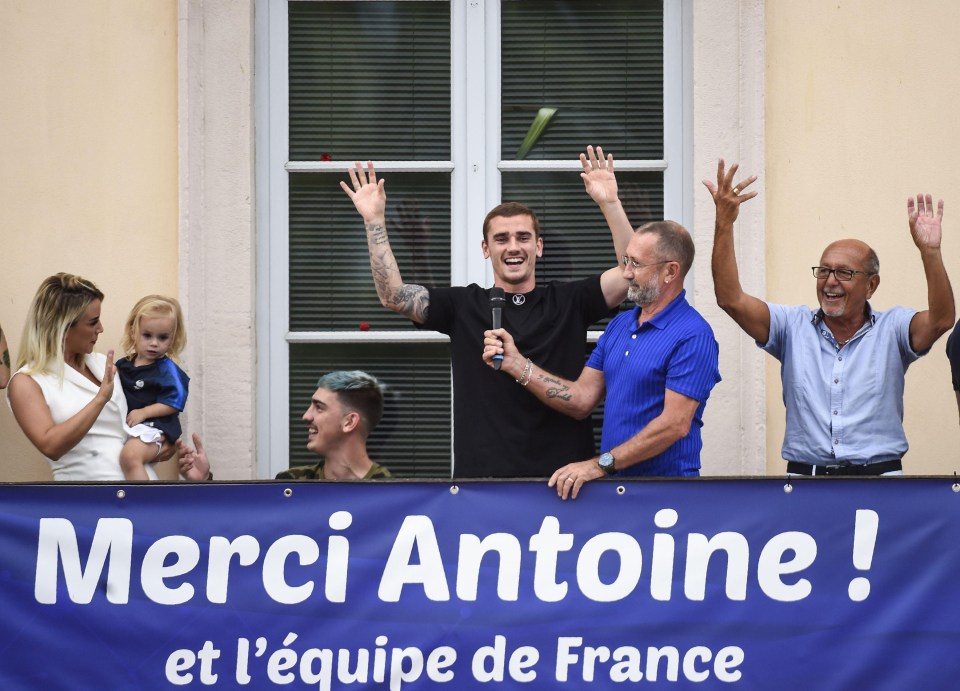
[116,489,126,500]
[616,485,626,495]
[283,488,293,497]
[784,483,793,494]
[952,483,960,494]
[449,485,459,495]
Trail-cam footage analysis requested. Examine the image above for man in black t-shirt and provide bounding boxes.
[341,147,633,478]
[947,322,960,423]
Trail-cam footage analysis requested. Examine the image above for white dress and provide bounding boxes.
[13,353,158,481]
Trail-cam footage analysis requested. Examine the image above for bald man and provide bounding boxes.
[705,161,955,476]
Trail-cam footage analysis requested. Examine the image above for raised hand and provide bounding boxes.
[907,193,944,250]
[97,350,116,403]
[340,161,387,223]
[580,145,618,206]
[702,159,758,226]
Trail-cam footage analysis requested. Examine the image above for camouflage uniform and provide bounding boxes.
[275,461,392,480]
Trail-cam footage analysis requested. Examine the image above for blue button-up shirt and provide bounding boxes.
[761,303,922,465]
[587,291,721,476]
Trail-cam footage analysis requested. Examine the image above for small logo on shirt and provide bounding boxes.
[512,294,526,306]
[134,380,145,390]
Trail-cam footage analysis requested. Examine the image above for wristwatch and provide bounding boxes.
[598,452,617,474]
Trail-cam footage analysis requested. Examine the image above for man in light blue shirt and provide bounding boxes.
[705,160,955,475]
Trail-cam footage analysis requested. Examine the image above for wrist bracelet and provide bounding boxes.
[516,358,533,387]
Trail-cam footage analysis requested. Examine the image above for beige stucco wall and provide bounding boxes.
[0,1,180,480]
[763,0,960,474]
[692,0,768,476]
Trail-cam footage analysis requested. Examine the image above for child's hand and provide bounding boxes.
[126,409,147,426]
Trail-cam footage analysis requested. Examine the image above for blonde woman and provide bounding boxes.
[6,274,168,480]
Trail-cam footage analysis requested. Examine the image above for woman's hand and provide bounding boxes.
[96,350,116,404]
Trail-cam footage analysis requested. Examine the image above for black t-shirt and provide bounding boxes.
[418,277,610,478]
[947,320,960,391]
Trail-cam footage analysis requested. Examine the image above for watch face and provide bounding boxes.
[599,453,615,473]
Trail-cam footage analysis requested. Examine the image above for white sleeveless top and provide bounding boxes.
[15,353,158,481]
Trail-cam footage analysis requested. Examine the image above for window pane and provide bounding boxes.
[501,170,664,285]
[289,172,451,331]
[289,1,451,160]
[288,343,452,478]
[501,0,663,160]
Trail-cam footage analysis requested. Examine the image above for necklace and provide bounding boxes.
[819,327,853,348]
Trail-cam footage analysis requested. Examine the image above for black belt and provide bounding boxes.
[786,460,902,476]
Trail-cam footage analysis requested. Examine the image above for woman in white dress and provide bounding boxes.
[7,273,164,480]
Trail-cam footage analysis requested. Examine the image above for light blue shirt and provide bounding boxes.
[761,303,922,465]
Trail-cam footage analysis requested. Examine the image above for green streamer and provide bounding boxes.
[515,107,557,160]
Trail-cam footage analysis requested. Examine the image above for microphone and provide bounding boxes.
[489,287,505,370]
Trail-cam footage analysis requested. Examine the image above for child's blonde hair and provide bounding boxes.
[120,295,187,360]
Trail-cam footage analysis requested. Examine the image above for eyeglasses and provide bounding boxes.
[811,266,874,281]
[622,256,673,271]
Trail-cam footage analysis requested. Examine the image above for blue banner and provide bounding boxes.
[2,478,960,689]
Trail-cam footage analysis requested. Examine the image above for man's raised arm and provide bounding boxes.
[703,159,770,344]
[341,161,430,324]
[580,145,632,308]
[906,193,955,353]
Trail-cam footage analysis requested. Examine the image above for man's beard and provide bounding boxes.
[628,275,661,307]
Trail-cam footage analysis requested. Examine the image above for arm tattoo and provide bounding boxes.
[365,222,430,321]
[393,285,430,322]
[366,223,389,246]
[539,373,572,401]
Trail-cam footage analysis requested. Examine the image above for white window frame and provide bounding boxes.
[256,0,692,479]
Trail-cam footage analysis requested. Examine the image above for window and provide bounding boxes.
[259,0,688,478]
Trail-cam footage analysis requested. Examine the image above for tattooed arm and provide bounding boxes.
[340,161,431,324]
[482,327,605,419]
[0,324,10,389]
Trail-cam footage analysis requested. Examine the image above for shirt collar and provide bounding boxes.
[632,289,688,330]
[811,301,877,326]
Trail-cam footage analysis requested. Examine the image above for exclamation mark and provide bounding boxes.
[848,509,879,601]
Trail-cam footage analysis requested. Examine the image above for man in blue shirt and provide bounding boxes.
[705,159,955,475]
[483,221,721,498]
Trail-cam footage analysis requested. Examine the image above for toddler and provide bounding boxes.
[116,295,189,480]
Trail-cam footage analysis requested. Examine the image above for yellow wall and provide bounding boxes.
[0,1,179,480]
[765,0,960,473]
